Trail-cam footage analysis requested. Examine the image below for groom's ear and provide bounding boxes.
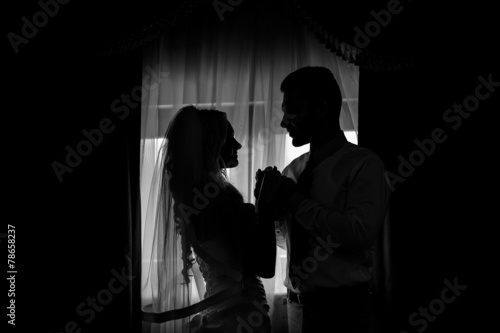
[316,98,329,119]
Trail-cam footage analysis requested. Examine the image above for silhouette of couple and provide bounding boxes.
[161,67,390,332]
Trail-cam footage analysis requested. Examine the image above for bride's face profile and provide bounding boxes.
[220,121,242,168]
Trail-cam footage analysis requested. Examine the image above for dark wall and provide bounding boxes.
[6,2,144,332]
[359,1,498,332]
[12,53,142,332]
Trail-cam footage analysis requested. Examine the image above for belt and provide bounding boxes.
[142,283,245,323]
[287,283,372,305]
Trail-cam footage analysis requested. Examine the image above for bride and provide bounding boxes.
[157,105,276,332]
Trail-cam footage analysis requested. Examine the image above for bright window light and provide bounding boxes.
[344,130,358,145]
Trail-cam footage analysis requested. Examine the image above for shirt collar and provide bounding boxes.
[309,131,348,166]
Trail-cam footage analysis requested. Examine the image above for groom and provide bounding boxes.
[256,66,390,333]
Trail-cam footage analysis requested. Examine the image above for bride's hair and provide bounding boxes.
[161,105,230,283]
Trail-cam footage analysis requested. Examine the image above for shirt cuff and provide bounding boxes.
[285,190,308,215]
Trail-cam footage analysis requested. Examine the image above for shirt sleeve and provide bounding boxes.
[288,155,390,252]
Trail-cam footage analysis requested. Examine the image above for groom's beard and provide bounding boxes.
[290,131,311,147]
[288,118,313,147]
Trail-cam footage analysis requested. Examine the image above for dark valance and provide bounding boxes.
[98,0,206,57]
[99,0,413,71]
[281,0,413,71]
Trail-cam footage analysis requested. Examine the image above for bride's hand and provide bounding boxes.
[257,167,282,208]
[258,168,299,213]
[254,166,276,199]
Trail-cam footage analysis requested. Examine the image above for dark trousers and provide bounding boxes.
[290,285,379,333]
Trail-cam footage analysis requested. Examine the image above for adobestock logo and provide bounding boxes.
[234,300,269,333]
[51,65,168,183]
[385,73,498,192]
[400,276,467,333]
[353,0,408,49]
[49,262,135,333]
[212,0,244,21]
[7,0,71,54]
[289,234,340,291]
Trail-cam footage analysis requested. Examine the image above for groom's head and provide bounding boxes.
[280,66,342,147]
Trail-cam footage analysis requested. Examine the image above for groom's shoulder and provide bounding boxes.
[343,143,378,157]
[340,143,384,167]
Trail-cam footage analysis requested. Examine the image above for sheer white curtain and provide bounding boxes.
[140,7,359,333]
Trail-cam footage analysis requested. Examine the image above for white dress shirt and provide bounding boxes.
[277,132,390,293]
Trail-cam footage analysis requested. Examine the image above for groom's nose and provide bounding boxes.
[280,115,288,129]
[281,113,295,129]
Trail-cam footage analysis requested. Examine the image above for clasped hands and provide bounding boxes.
[254,166,298,213]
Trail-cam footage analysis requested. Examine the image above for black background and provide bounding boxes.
[4,0,498,332]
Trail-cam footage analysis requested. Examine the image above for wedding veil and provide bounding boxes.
[143,105,229,322]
